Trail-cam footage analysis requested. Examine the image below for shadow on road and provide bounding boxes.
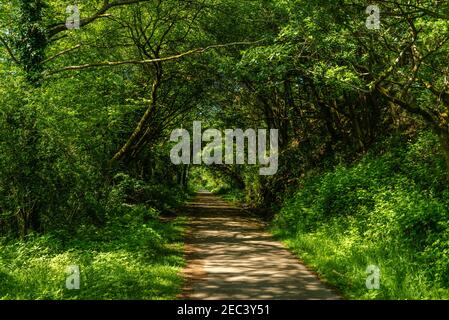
[180,192,341,300]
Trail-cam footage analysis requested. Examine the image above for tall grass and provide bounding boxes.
[0,205,186,300]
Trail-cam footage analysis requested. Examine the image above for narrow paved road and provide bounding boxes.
[181,192,340,300]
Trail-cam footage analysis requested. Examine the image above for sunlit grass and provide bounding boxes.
[271,133,449,300]
[0,215,186,300]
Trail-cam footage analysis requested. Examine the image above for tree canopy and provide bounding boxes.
[1,0,449,300]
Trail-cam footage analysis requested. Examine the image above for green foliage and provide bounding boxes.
[272,132,449,299]
[13,0,48,82]
[107,173,186,213]
[0,71,114,235]
[2,0,449,300]
[0,205,186,300]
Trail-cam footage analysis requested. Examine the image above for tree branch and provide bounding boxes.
[41,44,82,64]
[47,0,153,39]
[0,35,19,65]
[43,41,263,77]
[375,84,437,126]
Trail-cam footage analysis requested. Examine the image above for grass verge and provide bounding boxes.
[271,132,449,299]
[0,206,186,300]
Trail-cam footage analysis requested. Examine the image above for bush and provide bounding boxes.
[272,132,449,299]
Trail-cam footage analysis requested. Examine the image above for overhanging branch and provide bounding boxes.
[375,84,437,126]
[43,41,263,78]
[47,0,153,38]
[42,44,83,64]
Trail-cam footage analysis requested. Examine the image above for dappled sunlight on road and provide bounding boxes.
[181,192,341,300]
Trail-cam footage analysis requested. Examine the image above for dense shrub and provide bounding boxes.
[272,132,449,299]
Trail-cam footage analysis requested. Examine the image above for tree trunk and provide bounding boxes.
[110,69,162,164]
